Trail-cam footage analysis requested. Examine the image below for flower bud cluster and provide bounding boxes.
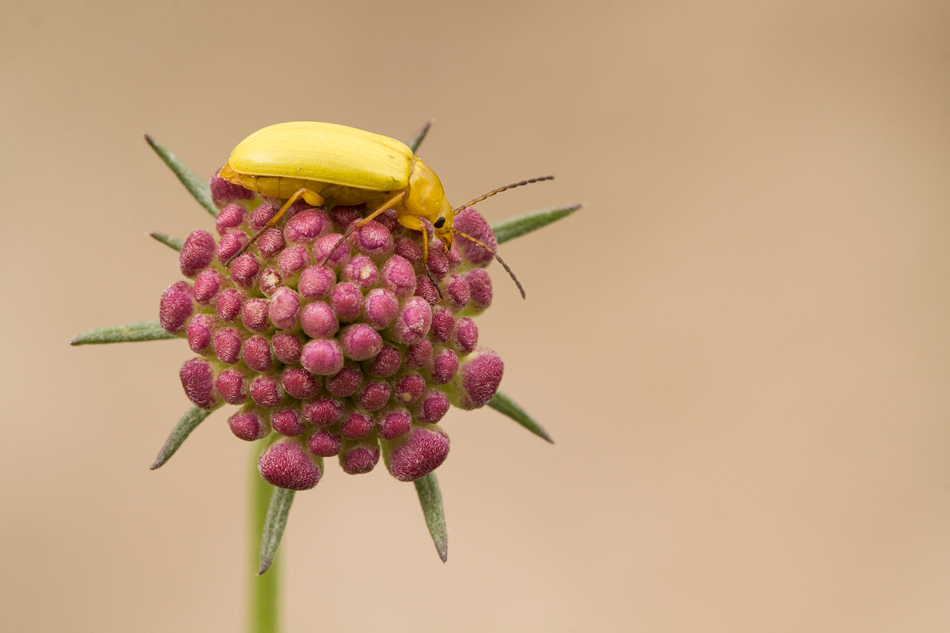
[160,172,505,490]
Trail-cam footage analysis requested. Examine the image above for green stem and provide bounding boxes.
[249,447,280,633]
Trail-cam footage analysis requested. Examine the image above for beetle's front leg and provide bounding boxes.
[225,188,324,266]
[321,190,407,265]
[398,214,443,300]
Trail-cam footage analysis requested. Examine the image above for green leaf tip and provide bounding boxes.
[144,133,218,218]
[491,203,584,245]
[71,320,176,346]
[487,390,553,443]
[406,119,434,154]
[150,406,214,470]
[150,232,184,252]
[414,473,448,562]
[259,487,296,575]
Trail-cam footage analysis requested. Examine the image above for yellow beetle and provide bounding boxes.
[219,121,551,297]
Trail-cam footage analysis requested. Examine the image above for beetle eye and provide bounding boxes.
[434,217,446,229]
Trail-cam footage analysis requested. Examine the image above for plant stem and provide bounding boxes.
[249,446,280,633]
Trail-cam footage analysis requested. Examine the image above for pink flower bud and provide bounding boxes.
[231,254,261,289]
[362,289,399,329]
[250,375,283,408]
[430,348,459,384]
[211,172,256,208]
[405,339,433,370]
[256,228,286,261]
[430,307,454,343]
[159,281,194,333]
[278,245,311,275]
[448,348,503,410]
[302,396,344,427]
[187,313,215,354]
[453,208,497,266]
[340,439,380,475]
[281,366,320,400]
[414,274,440,305]
[330,205,361,228]
[385,426,451,482]
[426,244,450,279]
[444,274,470,312]
[250,203,279,231]
[412,390,450,424]
[258,267,282,297]
[193,270,224,304]
[343,255,379,289]
[229,408,270,441]
[340,409,375,440]
[241,298,270,333]
[325,364,364,398]
[387,297,432,345]
[213,327,243,364]
[271,407,306,437]
[217,231,248,263]
[284,209,329,244]
[340,324,382,361]
[377,408,412,440]
[179,230,216,277]
[394,237,421,264]
[381,255,416,298]
[364,344,401,378]
[179,358,217,409]
[355,221,394,260]
[300,302,338,339]
[216,288,243,322]
[298,265,335,300]
[452,318,478,354]
[313,233,350,268]
[356,379,391,412]
[393,373,425,405]
[330,282,362,322]
[300,339,344,376]
[259,438,322,490]
[214,203,248,234]
[272,332,302,364]
[465,269,492,313]
[307,428,342,457]
[242,335,272,372]
[215,369,247,405]
[268,287,300,330]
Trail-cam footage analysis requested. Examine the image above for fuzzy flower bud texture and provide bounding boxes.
[160,172,506,490]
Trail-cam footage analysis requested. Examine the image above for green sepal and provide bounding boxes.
[259,487,295,575]
[487,390,553,443]
[150,232,184,252]
[150,405,215,470]
[491,203,584,245]
[71,320,176,346]
[414,472,448,562]
[406,119,434,154]
[144,134,218,218]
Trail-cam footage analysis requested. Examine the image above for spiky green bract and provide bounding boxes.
[259,485,295,575]
[71,321,175,346]
[491,203,584,244]
[150,232,185,252]
[488,390,553,443]
[145,134,218,218]
[414,473,448,562]
[406,120,434,154]
[150,406,215,470]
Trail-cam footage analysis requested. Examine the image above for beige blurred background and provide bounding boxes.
[3,0,950,631]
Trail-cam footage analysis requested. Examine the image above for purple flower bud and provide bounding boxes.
[374,209,401,234]
[355,221,394,260]
[412,390,451,424]
[342,255,379,289]
[179,230,216,277]
[193,270,224,304]
[453,208,498,266]
[242,335,272,372]
[447,243,462,268]
[231,254,261,289]
[281,366,320,400]
[213,327,243,364]
[180,358,217,409]
[307,428,343,457]
[301,339,344,376]
[268,287,300,330]
[452,318,479,354]
[330,282,362,323]
[340,324,382,361]
[394,237,422,264]
[444,274,470,312]
[330,205,361,228]
[272,332,302,364]
[300,302,338,339]
[241,298,270,333]
[385,426,451,482]
[377,408,412,440]
[215,369,247,405]
[430,307,454,343]
[217,231,248,263]
[340,439,380,475]
[405,339,433,370]
[278,245,311,276]
[256,228,286,261]
[430,348,459,384]
[215,203,248,234]
[414,274,440,306]
[250,203,279,231]
[364,344,401,378]
[159,281,194,334]
[313,233,350,268]
[388,297,432,345]
[448,348,503,410]
[465,269,492,313]
[302,396,344,427]
[284,209,329,244]
[381,255,416,298]
[425,244,450,280]
[258,267,282,297]
[340,409,375,440]
[326,364,364,398]
[271,407,306,437]
[393,373,425,405]
[211,172,256,208]
[250,375,283,409]
[187,314,215,354]
[362,289,398,329]
[216,288,243,322]
[259,438,322,490]
[356,379,392,412]
[298,265,335,300]
[229,408,270,441]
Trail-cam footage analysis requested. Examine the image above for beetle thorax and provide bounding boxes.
[406,158,454,249]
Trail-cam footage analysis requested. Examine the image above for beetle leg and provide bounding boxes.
[225,188,323,266]
[321,190,407,265]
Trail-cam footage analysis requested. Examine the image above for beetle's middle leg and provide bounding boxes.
[225,188,324,266]
[321,190,407,265]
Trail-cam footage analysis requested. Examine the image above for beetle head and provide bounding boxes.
[407,158,454,250]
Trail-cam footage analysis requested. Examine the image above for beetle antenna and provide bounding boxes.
[452,176,554,214]
[452,228,526,299]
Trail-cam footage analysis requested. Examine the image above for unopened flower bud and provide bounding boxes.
[307,428,342,457]
[411,390,450,424]
[213,327,243,364]
[216,288,243,322]
[160,281,194,334]
[340,409,375,440]
[340,439,380,475]
[259,438,322,490]
[241,298,270,333]
[179,230,216,277]
[215,368,248,405]
[364,344,401,377]
[281,366,320,400]
[447,348,503,410]
[271,332,302,364]
[340,324,383,361]
[193,270,224,304]
[250,375,283,409]
[388,297,432,345]
[268,287,300,330]
[330,282,362,322]
[271,407,306,437]
[284,209,328,244]
[187,313,215,354]
[381,255,416,298]
[180,358,217,409]
[302,396,344,427]
[229,407,270,441]
[385,426,450,482]
[300,339,344,376]
[377,407,412,440]
[298,265,335,300]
